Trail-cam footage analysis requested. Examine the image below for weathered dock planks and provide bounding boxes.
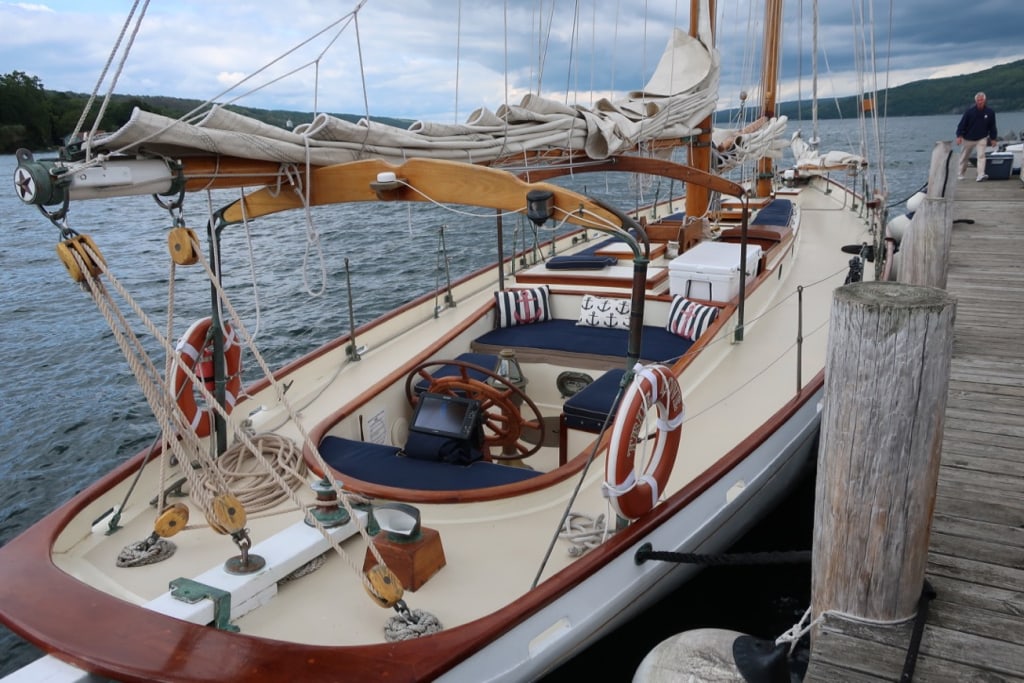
[805,169,1024,681]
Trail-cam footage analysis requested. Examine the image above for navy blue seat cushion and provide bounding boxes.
[413,352,498,394]
[474,319,692,363]
[563,368,626,432]
[545,255,618,270]
[320,436,542,490]
[753,198,792,226]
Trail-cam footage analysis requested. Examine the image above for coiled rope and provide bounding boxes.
[385,609,444,642]
[195,432,308,514]
[558,512,613,557]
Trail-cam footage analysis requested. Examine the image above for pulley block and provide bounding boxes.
[206,494,247,535]
[167,226,200,266]
[56,234,105,282]
[363,564,405,608]
[153,502,190,539]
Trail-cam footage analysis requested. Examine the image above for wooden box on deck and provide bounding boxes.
[362,526,446,592]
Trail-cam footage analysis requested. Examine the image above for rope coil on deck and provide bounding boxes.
[116,538,176,567]
[194,433,308,513]
[559,512,613,556]
[385,608,443,641]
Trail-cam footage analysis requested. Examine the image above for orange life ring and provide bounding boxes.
[604,364,684,520]
[172,317,242,437]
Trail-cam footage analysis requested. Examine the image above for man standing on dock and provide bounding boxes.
[956,92,998,181]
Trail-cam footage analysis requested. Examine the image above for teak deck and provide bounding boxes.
[805,171,1024,680]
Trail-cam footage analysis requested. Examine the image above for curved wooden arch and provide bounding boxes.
[515,155,746,199]
[219,157,622,229]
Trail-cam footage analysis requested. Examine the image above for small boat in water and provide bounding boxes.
[1,2,881,681]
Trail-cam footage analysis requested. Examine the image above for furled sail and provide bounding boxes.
[789,130,865,171]
[711,115,791,172]
[91,29,719,166]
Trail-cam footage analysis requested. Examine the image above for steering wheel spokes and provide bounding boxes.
[404,359,544,460]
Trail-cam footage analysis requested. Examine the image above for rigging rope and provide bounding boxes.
[73,0,149,157]
[76,6,366,168]
[64,233,393,600]
[180,232,387,561]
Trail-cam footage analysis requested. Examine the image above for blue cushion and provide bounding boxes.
[320,436,541,490]
[545,255,617,270]
[563,368,626,432]
[753,198,792,226]
[474,319,692,364]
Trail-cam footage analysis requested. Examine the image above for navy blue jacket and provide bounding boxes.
[957,105,997,141]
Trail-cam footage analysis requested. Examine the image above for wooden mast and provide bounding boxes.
[755,0,784,198]
[684,0,715,221]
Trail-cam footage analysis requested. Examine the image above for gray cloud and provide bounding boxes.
[1,0,1021,122]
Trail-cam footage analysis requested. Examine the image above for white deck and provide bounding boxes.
[25,178,870,681]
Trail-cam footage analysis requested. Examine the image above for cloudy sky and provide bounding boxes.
[2,0,1021,124]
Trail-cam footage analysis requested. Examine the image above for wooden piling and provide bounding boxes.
[812,281,956,627]
[898,141,956,288]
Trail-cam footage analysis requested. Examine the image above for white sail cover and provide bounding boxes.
[789,130,865,171]
[711,116,791,172]
[93,29,719,166]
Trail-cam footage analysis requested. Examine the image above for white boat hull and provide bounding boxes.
[441,386,821,681]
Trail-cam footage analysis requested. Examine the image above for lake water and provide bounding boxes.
[1,111,1022,679]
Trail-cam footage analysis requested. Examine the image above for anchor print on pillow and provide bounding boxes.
[576,294,631,329]
[495,285,552,327]
[666,295,718,341]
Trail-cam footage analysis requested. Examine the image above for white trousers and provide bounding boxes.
[959,138,988,176]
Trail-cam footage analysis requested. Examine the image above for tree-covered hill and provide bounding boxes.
[3,58,1024,154]
[774,58,1024,120]
[0,73,413,154]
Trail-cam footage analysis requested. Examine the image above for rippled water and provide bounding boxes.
[2,112,1021,677]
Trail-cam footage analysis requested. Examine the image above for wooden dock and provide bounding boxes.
[805,171,1024,681]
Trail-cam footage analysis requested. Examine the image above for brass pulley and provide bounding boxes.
[167,226,200,265]
[56,234,105,282]
[206,494,247,535]
[153,503,190,539]
[363,564,405,608]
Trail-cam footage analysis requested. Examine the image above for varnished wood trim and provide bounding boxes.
[219,158,621,229]
[0,371,823,682]
[517,156,745,199]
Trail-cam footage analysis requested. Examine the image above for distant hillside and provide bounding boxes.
[772,58,1024,120]
[4,58,1024,154]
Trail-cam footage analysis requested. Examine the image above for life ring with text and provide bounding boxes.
[604,364,684,520]
[172,317,242,437]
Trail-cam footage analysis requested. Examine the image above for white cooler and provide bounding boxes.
[668,241,762,302]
